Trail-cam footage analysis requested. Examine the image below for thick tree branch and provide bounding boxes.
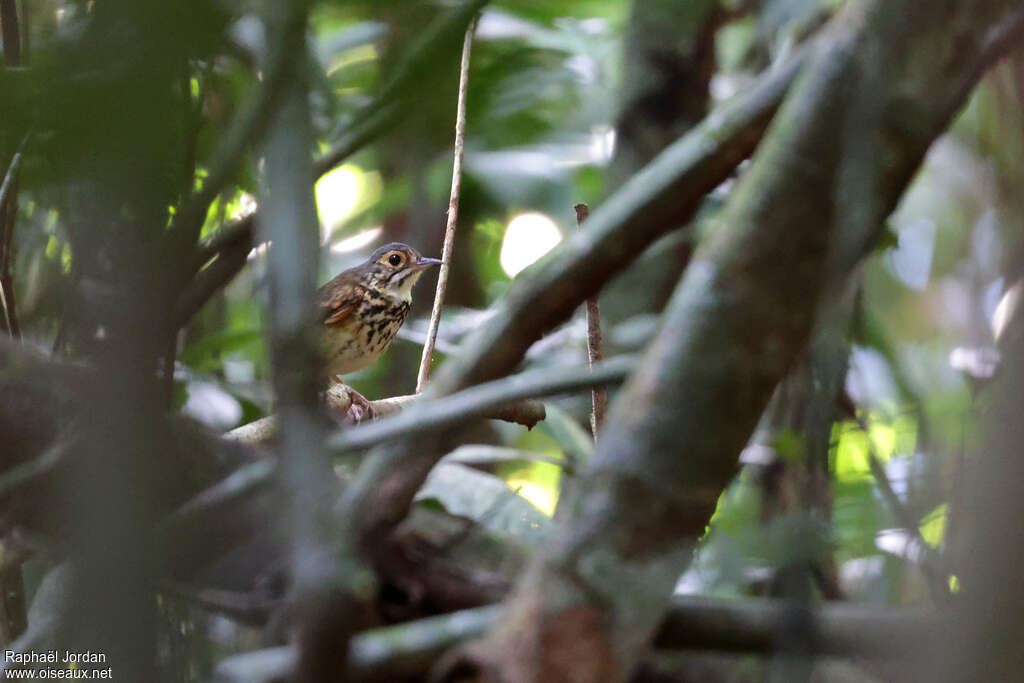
[211,597,937,682]
[461,2,1024,682]
[332,41,812,563]
[189,212,254,275]
[0,164,29,644]
[599,0,733,330]
[187,14,801,347]
[0,0,20,67]
[427,49,806,396]
[927,220,1024,680]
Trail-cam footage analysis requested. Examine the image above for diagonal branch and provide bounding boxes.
[225,383,549,446]
[461,2,1024,681]
[173,227,251,329]
[333,34,815,561]
[195,357,630,510]
[327,356,631,455]
[171,5,304,258]
[426,45,808,396]
[175,0,491,328]
[183,0,786,341]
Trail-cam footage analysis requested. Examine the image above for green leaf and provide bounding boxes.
[536,403,594,464]
[833,480,882,561]
[180,329,264,373]
[415,463,551,541]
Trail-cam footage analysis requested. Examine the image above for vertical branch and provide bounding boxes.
[260,2,354,678]
[0,140,24,339]
[0,558,26,644]
[416,16,477,392]
[16,0,25,65]
[0,0,20,67]
[0,135,26,644]
[574,203,608,437]
[929,252,1024,682]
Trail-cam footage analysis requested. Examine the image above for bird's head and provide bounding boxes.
[360,243,441,301]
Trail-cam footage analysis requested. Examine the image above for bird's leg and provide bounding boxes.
[330,375,376,424]
[346,388,376,423]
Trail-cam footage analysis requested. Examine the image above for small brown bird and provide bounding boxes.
[318,242,441,420]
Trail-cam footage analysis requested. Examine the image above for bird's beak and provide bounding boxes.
[415,257,443,270]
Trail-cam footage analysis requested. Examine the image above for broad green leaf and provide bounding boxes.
[415,463,552,542]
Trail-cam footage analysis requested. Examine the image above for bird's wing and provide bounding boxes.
[319,279,364,327]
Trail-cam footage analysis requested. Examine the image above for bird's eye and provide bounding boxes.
[388,253,403,267]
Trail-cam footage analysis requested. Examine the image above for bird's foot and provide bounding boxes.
[327,377,376,424]
[346,388,376,424]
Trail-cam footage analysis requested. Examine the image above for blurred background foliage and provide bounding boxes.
[4,0,1024,667]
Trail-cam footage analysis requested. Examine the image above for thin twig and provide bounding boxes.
[574,203,608,437]
[427,41,811,397]
[175,3,490,328]
[17,0,27,66]
[331,47,811,557]
[186,0,490,278]
[416,15,478,393]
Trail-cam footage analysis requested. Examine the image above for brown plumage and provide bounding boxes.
[318,242,440,382]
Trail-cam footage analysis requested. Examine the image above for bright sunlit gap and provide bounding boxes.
[331,226,383,253]
[505,478,557,517]
[831,415,917,481]
[499,212,563,278]
[315,164,383,243]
